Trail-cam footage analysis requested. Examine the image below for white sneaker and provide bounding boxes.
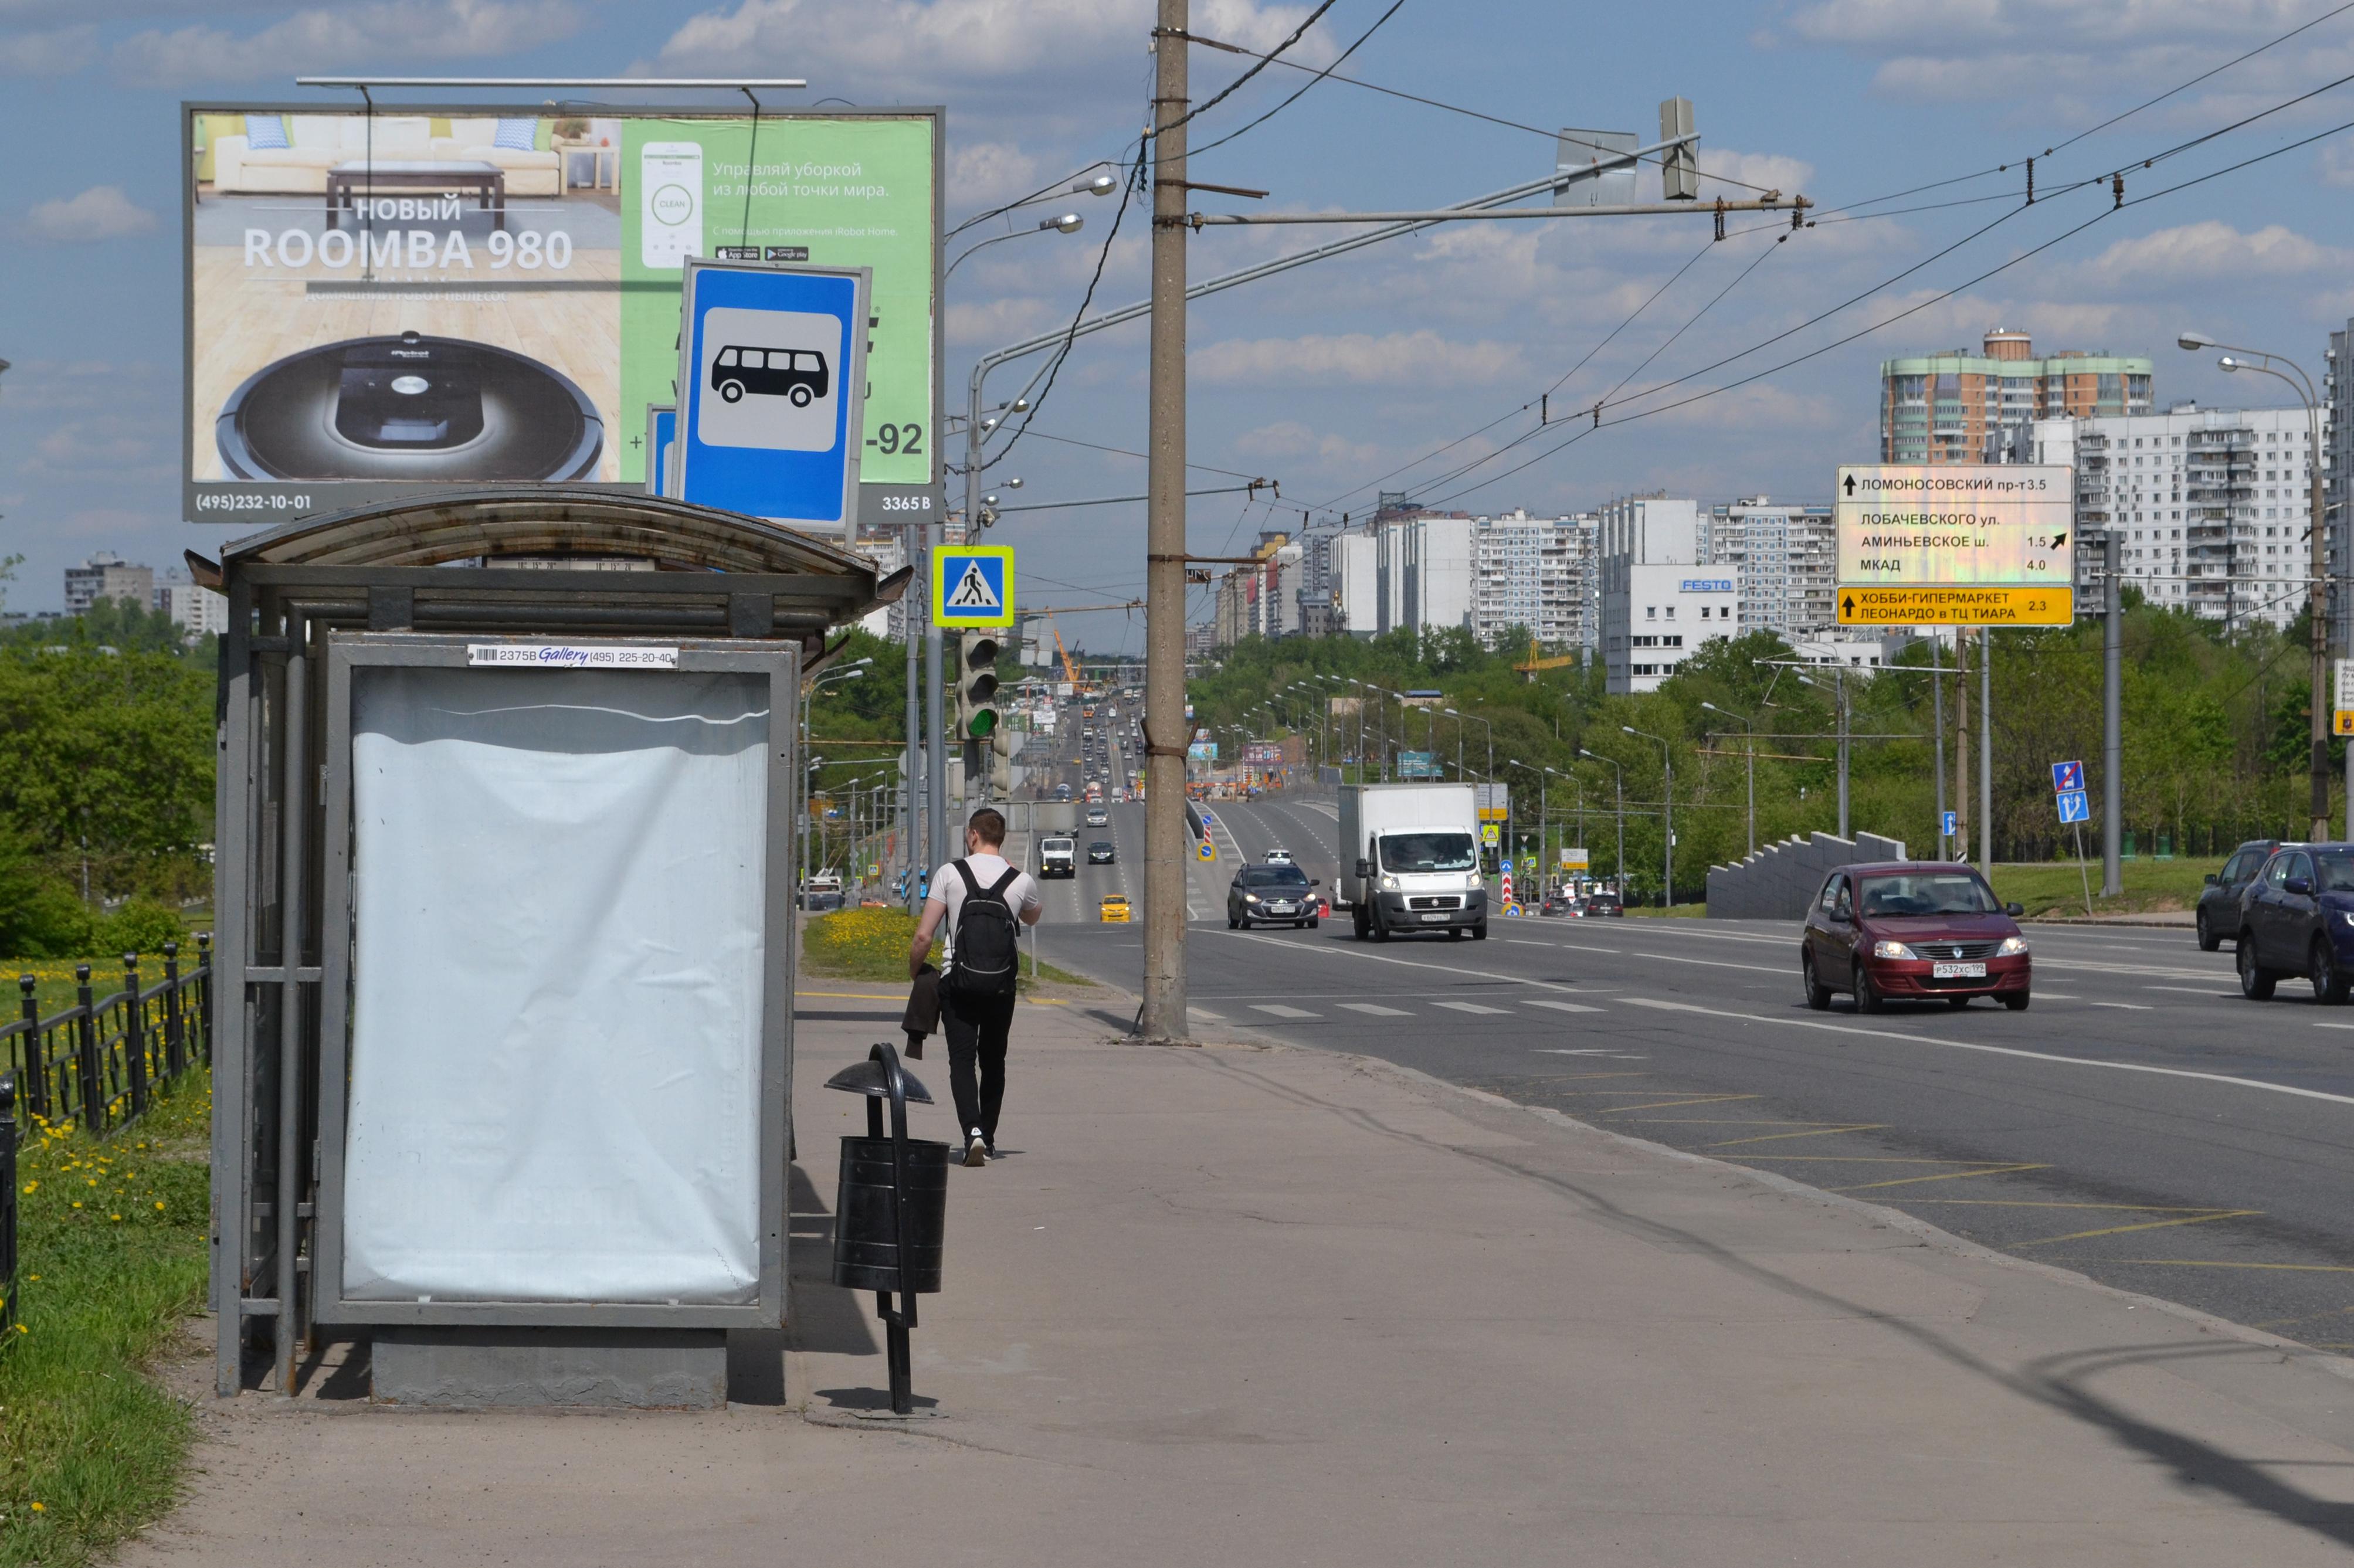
[964,1129,988,1167]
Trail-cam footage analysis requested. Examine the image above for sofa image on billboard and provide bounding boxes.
[216,330,604,482]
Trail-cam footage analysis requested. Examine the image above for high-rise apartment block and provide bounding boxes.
[1598,495,1737,694]
[2034,403,2318,629]
[154,569,229,637]
[1881,328,2153,464]
[1701,498,1837,636]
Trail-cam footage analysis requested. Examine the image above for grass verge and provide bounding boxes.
[801,908,1094,991]
[0,1068,212,1567]
[1987,857,2224,919]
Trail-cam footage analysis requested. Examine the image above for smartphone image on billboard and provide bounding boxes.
[642,142,703,269]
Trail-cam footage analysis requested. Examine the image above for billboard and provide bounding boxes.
[1242,741,1285,765]
[183,104,939,526]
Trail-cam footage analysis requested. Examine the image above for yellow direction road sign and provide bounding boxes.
[1836,464,2073,626]
[1838,585,2074,626]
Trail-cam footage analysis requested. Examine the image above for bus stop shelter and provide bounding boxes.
[201,488,905,1404]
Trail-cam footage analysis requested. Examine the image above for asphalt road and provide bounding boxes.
[1030,786,2354,1352]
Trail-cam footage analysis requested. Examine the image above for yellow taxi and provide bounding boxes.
[1098,894,1131,923]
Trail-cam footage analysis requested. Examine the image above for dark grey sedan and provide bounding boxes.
[1228,864,1320,929]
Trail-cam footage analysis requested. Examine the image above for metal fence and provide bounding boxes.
[0,938,212,1338]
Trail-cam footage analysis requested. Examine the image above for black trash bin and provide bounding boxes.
[822,1043,947,1413]
[832,1133,948,1294]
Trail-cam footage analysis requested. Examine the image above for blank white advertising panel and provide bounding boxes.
[342,667,769,1302]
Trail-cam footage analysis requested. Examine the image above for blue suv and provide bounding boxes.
[2236,843,2354,1002]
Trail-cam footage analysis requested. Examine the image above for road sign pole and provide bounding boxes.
[2073,822,2092,915]
[1140,0,1191,1043]
[1836,667,1850,840]
[2102,532,2123,896]
[1980,629,1994,867]
[1956,632,1970,860]
[905,520,924,911]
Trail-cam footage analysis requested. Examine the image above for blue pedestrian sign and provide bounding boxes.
[934,545,1015,628]
[676,258,870,535]
[644,405,676,498]
[1941,810,1958,838]
[2055,788,2090,824]
[2051,759,2085,793]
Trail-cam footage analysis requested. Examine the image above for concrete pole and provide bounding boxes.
[1956,629,1970,860]
[1931,634,1946,856]
[1980,627,1994,867]
[904,518,924,907]
[1139,0,1190,1042]
[1835,667,1850,840]
[2314,395,2334,842]
[2102,532,2124,895]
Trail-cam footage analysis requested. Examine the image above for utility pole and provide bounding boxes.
[1139,0,1190,1043]
[904,518,924,908]
[1955,630,1970,860]
[1836,666,1850,840]
[1931,634,1947,856]
[2102,533,2122,895]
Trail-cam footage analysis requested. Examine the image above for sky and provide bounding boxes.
[6,0,2354,650]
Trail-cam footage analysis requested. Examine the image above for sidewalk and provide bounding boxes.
[125,987,2354,1566]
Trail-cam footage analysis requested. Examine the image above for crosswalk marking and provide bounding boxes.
[1338,1002,1412,1016]
[1524,999,1605,1014]
[1433,1000,1510,1015]
[1251,1003,1321,1019]
[1188,1008,1225,1022]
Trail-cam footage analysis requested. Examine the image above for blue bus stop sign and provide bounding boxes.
[676,258,870,535]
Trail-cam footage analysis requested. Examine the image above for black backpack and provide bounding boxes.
[946,861,1023,1000]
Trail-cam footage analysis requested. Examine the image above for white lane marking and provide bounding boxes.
[1506,939,1551,946]
[1434,1000,1511,1016]
[1339,1002,1412,1017]
[2035,993,2081,1000]
[1536,1047,1620,1054]
[1613,996,2354,1108]
[1189,1009,1225,1022]
[1250,1003,1320,1019]
[2148,985,2234,995]
[1525,1000,1606,1014]
[2316,1021,2354,1031]
[2089,1002,2153,1011]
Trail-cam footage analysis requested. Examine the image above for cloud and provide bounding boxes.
[2077,220,2345,287]
[1702,149,1817,199]
[1231,419,1385,469]
[1190,329,1526,386]
[1782,0,2308,51]
[0,22,94,74]
[23,185,157,243]
[649,0,1328,120]
[949,142,1043,209]
[112,0,582,86]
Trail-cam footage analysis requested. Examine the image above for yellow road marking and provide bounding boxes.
[1901,1199,2229,1211]
[1596,1094,1763,1114]
[1708,1124,1885,1148]
[2014,1211,2260,1247]
[1831,1164,2051,1192]
[1730,1156,2018,1165]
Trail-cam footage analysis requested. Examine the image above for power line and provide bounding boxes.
[1157,0,1339,148]
[1188,0,1408,159]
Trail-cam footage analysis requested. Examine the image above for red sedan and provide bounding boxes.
[1800,862,2031,1012]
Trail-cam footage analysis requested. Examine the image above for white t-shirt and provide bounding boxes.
[928,853,1042,964]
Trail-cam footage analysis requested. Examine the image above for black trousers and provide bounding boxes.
[940,986,1018,1144]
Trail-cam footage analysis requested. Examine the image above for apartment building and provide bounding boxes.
[1467,508,1593,652]
[63,551,153,615]
[2034,402,2319,629]
[154,569,229,637]
[1881,328,2153,465]
[1701,498,1837,636]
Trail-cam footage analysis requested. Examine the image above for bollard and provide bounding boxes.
[823,1043,949,1415]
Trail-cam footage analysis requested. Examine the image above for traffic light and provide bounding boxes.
[955,633,1002,792]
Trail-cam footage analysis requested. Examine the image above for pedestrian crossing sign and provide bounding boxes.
[934,545,1015,627]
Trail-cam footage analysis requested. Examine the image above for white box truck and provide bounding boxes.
[1336,782,1488,941]
[1039,835,1077,879]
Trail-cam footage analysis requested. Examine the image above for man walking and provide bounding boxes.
[909,806,1042,1166]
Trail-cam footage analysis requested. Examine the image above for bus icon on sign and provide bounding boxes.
[711,345,830,407]
[2050,759,2084,793]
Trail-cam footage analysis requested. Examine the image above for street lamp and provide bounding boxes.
[1700,700,1758,857]
[1541,763,1580,889]
[1795,672,1851,839]
[1622,725,1673,908]
[1443,707,1494,781]
[944,211,1086,280]
[1579,748,1624,899]
[2182,328,2332,838]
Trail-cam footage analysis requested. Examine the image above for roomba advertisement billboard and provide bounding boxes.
[183,104,938,526]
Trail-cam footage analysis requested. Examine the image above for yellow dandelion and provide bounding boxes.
[19,1182,34,1193]
[70,1202,80,1209]
[30,1501,42,1509]
[154,1202,165,1210]
[109,1214,121,1221]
